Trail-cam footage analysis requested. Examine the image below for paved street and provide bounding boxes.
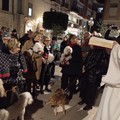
[25,65,102,120]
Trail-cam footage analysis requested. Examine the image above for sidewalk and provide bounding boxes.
[25,65,102,120]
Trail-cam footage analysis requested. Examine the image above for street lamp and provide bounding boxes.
[79,26,85,45]
[88,17,94,32]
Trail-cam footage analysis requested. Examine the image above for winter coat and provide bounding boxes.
[60,40,68,53]
[84,48,109,85]
[22,39,43,80]
[61,44,83,77]
[0,50,27,81]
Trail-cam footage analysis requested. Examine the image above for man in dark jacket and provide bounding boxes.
[60,36,68,53]
[79,46,109,110]
[61,34,83,100]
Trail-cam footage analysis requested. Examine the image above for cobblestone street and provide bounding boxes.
[25,65,102,120]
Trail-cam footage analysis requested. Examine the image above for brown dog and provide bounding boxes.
[46,88,69,116]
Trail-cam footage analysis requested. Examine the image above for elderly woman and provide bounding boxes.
[22,31,44,98]
[38,36,55,94]
[60,34,83,100]
[0,38,27,108]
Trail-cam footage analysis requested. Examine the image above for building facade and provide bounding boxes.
[103,0,120,26]
[67,0,96,35]
[0,0,96,36]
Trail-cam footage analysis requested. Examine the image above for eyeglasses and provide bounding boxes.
[3,38,10,41]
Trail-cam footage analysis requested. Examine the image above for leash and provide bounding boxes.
[64,79,80,95]
[6,85,18,93]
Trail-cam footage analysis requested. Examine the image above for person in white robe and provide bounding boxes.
[93,42,120,120]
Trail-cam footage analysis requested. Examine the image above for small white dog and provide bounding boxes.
[0,79,6,97]
[48,53,55,63]
[33,42,44,54]
[28,42,44,55]
[0,92,33,120]
[60,46,73,65]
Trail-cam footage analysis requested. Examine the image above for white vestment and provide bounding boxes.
[94,43,120,120]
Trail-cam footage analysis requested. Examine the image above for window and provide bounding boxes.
[109,7,117,17]
[28,3,33,17]
[97,7,103,13]
[17,0,22,14]
[109,3,118,17]
[2,0,9,11]
[110,0,119,3]
[110,3,118,7]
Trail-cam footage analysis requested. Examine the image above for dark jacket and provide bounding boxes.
[60,40,68,53]
[84,48,109,85]
[0,35,3,50]
[61,44,83,77]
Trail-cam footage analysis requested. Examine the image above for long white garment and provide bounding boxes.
[94,43,120,120]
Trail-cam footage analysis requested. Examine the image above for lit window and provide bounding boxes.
[28,3,33,16]
[98,8,103,13]
[28,8,32,16]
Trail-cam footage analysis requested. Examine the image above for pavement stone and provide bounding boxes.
[25,65,102,120]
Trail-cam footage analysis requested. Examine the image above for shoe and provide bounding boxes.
[39,90,44,94]
[78,100,84,105]
[45,88,51,92]
[83,105,92,110]
[73,89,80,94]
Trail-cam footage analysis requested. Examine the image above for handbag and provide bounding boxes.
[23,51,37,72]
[26,58,37,72]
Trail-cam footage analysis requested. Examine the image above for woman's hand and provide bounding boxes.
[42,57,47,64]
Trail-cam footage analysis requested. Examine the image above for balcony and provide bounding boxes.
[51,0,61,5]
[61,3,68,8]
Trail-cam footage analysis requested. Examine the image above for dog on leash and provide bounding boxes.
[46,88,69,116]
[0,92,33,120]
[0,79,6,97]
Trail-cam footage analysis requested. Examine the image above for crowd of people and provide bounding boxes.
[0,28,56,107]
[0,25,120,120]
